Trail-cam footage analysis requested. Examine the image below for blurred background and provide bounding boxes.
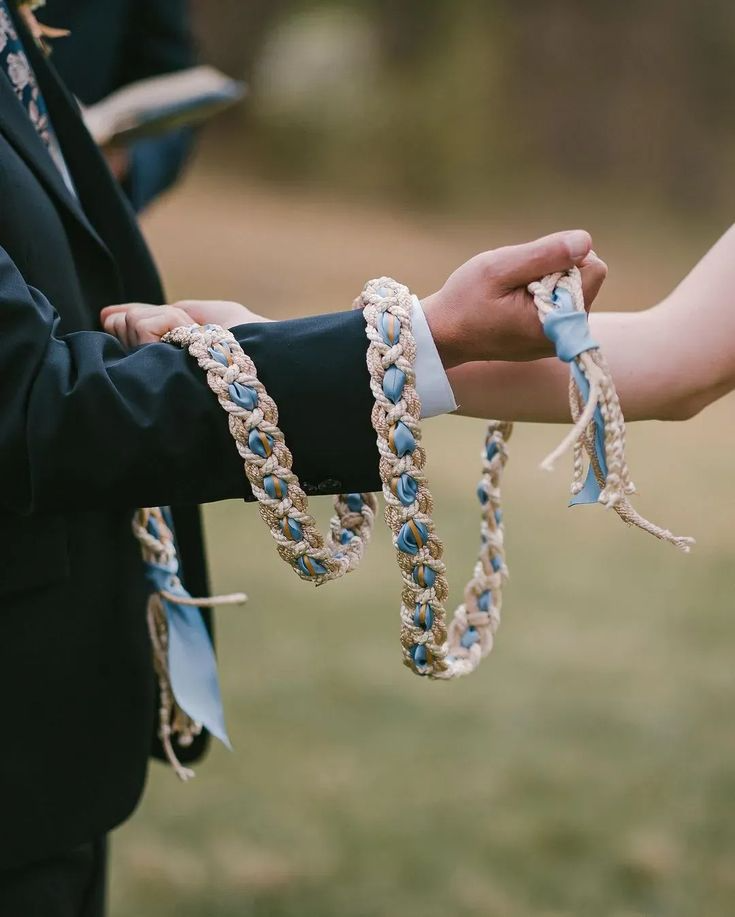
[112,2,734,915]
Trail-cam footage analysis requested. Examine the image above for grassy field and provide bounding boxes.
[109,162,735,917]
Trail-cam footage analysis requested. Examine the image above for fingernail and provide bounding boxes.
[564,230,591,262]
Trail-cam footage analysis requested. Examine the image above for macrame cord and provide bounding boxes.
[138,265,693,773]
[132,506,245,780]
[527,269,694,552]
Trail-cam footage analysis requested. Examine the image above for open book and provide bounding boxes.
[82,65,246,147]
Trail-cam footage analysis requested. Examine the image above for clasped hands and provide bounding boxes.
[100,230,607,369]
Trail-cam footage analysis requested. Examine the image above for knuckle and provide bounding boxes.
[478,251,502,282]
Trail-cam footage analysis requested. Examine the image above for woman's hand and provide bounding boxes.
[100,300,270,349]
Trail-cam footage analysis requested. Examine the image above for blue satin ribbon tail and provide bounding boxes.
[146,561,231,749]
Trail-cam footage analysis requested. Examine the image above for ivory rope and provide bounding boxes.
[144,266,693,700]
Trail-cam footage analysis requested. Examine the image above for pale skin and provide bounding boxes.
[101,228,606,364]
[449,224,735,422]
[101,225,735,423]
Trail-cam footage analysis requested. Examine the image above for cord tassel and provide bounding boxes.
[528,268,695,552]
[133,508,246,780]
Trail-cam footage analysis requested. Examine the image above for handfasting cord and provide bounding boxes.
[527,269,694,552]
[150,265,693,707]
[161,282,512,680]
[360,279,512,677]
[160,323,378,583]
[133,507,246,780]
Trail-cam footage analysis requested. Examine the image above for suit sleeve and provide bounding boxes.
[0,249,380,515]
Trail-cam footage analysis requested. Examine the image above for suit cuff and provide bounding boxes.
[412,294,458,418]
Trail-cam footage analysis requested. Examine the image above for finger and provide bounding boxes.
[125,307,193,345]
[579,251,608,312]
[127,316,176,345]
[139,308,194,340]
[103,312,130,350]
[491,230,593,290]
[100,302,148,322]
[173,301,219,324]
[181,301,250,327]
[164,307,196,329]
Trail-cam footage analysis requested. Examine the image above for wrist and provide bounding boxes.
[421,291,465,370]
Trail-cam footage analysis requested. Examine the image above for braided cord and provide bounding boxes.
[360,278,512,678]
[153,266,692,694]
[133,507,245,780]
[161,323,377,585]
[159,289,512,680]
[527,268,694,552]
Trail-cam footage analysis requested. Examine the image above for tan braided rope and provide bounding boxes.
[359,278,511,677]
[153,266,692,689]
[132,506,246,780]
[161,290,510,679]
[527,269,694,552]
[160,323,378,585]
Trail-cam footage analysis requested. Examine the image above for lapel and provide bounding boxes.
[0,9,109,255]
[0,5,165,305]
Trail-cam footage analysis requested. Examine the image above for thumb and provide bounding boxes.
[492,229,593,290]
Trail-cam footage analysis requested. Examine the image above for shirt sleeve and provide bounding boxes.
[412,294,458,418]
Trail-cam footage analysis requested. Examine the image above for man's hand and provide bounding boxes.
[100,300,269,349]
[101,230,606,361]
[422,230,607,368]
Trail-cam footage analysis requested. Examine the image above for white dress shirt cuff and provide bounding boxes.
[411,294,458,418]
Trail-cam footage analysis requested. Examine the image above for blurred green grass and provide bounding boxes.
[110,168,735,916]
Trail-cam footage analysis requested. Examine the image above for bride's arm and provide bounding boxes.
[449,224,735,422]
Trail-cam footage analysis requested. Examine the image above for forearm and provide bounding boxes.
[1,257,379,513]
[450,311,661,422]
[450,223,735,423]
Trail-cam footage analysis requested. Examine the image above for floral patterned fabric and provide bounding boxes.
[0,0,52,147]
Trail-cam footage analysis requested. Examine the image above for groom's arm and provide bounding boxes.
[0,230,603,515]
[0,250,379,515]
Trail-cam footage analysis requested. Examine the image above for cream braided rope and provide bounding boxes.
[161,323,378,584]
[161,288,510,679]
[155,267,692,687]
[133,506,245,780]
[527,269,695,552]
[360,279,511,677]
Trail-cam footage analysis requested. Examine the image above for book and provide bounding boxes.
[82,65,246,147]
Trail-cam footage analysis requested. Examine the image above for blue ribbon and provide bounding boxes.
[389,421,416,457]
[296,555,328,577]
[345,493,364,512]
[413,603,434,630]
[543,287,608,507]
[229,381,258,411]
[391,473,418,506]
[412,564,436,588]
[543,289,599,363]
[568,363,608,506]
[383,365,406,403]
[396,518,429,554]
[460,627,479,649]
[144,556,230,750]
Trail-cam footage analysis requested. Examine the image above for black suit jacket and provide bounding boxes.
[43,0,196,210]
[0,11,379,869]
